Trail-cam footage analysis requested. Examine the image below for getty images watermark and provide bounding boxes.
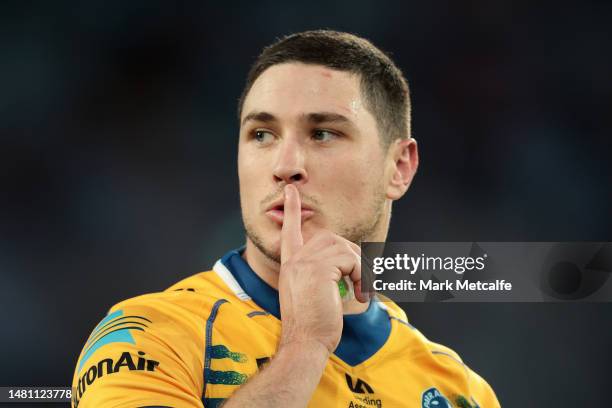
[361,242,612,302]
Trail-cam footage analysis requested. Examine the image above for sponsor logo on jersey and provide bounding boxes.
[421,387,451,408]
[72,350,159,407]
[345,373,374,394]
[76,309,151,371]
[348,395,383,408]
[345,374,382,407]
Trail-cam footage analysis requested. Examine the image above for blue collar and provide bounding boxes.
[220,248,391,366]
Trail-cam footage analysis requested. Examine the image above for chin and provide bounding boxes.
[255,232,282,263]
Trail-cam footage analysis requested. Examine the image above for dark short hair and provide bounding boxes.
[238,30,411,147]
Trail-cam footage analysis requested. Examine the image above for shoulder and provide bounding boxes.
[413,326,499,406]
[75,266,240,366]
[102,270,229,325]
[420,333,500,407]
[71,269,238,407]
[93,267,237,351]
[378,298,501,407]
[380,297,474,366]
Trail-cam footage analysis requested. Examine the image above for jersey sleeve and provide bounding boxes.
[71,293,206,408]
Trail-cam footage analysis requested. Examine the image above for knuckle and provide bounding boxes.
[341,242,357,257]
[326,232,342,245]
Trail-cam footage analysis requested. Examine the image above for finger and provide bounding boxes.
[306,244,370,303]
[353,278,369,303]
[333,239,366,301]
[281,184,303,265]
[326,251,361,285]
[307,237,363,285]
[344,239,361,257]
[323,250,364,303]
[346,250,361,288]
[331,241,362,285]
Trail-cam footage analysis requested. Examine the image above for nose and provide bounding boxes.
[272,136,308,186]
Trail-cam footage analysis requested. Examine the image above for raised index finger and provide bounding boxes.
[281,184,303,265]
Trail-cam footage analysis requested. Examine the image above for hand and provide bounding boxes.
[278,184,368,354]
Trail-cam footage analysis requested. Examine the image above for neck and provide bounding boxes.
[243,239,281,288]
[242,239,370,315]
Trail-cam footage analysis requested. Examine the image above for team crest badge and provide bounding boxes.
[421,387,452,408]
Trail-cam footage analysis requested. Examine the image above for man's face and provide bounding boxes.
[238,62,389,263]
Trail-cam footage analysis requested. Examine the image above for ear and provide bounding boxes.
[385,138,419,201]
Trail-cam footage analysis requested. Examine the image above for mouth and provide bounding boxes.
[265,203,315,225]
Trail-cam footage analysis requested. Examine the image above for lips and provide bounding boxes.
[265,203,315,225]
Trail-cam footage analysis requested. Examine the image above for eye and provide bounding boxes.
[312,129,338,142]
[253,130,275,145]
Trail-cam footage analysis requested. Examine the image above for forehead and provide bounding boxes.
[241,63,367,122]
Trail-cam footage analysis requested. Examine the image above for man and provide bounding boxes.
[71,30,500,407]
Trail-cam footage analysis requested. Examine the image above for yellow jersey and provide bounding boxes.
[71,248,500,407]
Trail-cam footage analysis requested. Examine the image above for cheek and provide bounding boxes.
[238,147,276,217]
[239,146,271,182]
[238,152,260,209]
[320,156,380,209]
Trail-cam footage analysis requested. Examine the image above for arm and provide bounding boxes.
[223,340,329,408]
[71,299,204,408]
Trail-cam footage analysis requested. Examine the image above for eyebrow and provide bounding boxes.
[241,111,352,126]
[241,111,277,126]
[306,112,351,125]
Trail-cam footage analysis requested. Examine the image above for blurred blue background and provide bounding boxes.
[1,0,611,406]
